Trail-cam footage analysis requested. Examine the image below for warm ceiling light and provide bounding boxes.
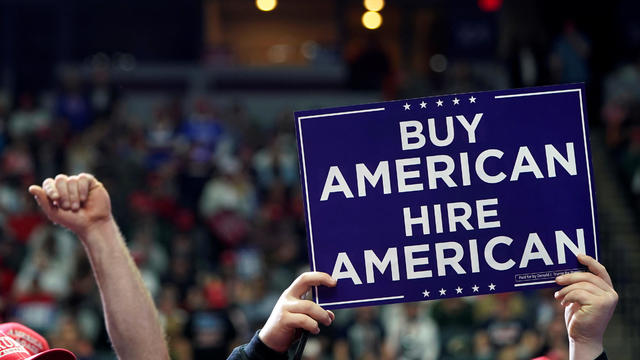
[364,0,385,12]
[362,11,382,30]
[256,0,277,12]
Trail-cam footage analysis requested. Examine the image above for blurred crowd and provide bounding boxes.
[602,54,640,203]
[0,63,584,360]
[0,13,635,360]
[0,65,310,359]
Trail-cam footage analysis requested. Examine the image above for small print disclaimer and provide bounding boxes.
[515,268,583,283]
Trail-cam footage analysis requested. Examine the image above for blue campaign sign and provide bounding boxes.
[294,84,598,309]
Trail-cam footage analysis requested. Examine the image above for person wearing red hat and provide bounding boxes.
[28,174,169,360]
[0,322,72,358]
[0,326,74,360]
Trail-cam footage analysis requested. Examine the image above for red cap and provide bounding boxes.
[0,323,75,360]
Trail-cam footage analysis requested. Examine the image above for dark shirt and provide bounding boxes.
[227,332,287,360]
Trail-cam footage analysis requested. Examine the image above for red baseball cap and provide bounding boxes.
[0,323,75,360]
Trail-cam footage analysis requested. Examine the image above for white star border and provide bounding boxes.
[419,282,496,298]
[400,95,479,110]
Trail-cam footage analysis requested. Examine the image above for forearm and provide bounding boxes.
[80,218,169,360]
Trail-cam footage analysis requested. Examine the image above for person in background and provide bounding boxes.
[29,173,169,360]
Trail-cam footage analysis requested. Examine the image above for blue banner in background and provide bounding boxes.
[294,83,598,309]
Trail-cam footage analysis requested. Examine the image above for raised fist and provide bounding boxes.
[29,173,113,237]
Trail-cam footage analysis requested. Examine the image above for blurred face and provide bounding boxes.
[186,286,205,310]
[356,307,375,322]
[404,303,418,319]
[497,299,513,320]
[60,320,79,342]
[159,287,178,312]
[33,252,49,270]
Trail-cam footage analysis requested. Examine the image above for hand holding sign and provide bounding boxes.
[555,254,617,360]
[259,272,337,353]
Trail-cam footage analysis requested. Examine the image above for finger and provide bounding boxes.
[28,185,55,215]
[54,174,70,209]
[286,299,333,326]
[555,281,606,300]
[556,271,612,292]
[43,178,59,200]
[284,313,320,334]
[79,173,98,190]
[67,176,80,211]
[328,310,335,322]
[578,254,613,288]
[560,289,593,307]
[287,272,337,298]
[77,175,90,202]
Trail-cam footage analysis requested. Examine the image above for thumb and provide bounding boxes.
[29,185,55,215]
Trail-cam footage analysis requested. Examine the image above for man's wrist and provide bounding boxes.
[250,330,288,359]
[78,216,118,246]
[569,338,604,360]
[257,329,289,354]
